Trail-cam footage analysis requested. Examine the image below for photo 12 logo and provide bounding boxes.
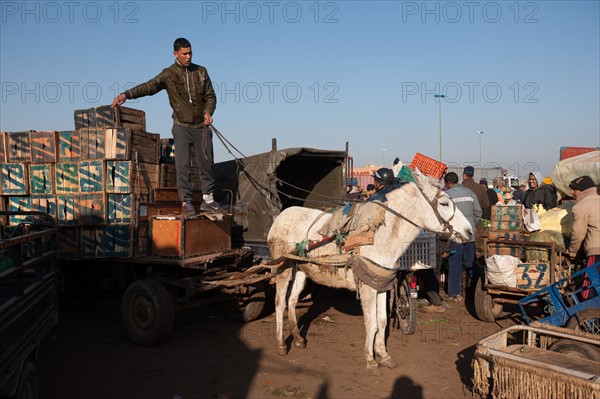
[213,81,340,104]
[401,1,540,23]
[200,1,340,23]
[1,1,140,24]
[1,81,139,104]
[401,81,540,104]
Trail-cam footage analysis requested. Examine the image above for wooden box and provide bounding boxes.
[56,194,79,226]
[0,132,5,163]
[30,195,58,220]
[7,196,31,226]
[74,106,146,131]
[106,161,158,199]
[55,162,79,194]
[159,163,177,187]
[516,262,551,290]
[58,227,80,259]
[490,205,524,232]
[107,194,134,224]
[105,128,159,164]
[79,128,105,160]
[80,226,105,258]
[79,194,105,226]
[486,232,526,258]
[153,187,203,203]
[1,163,29,195]
[30,131,58,163]
[58,130,81,161]
[29,164,54,194]
[105,225,134,258]
[5,131,31,163]
[150,215,231,258]
[79,161,104,193]
[138,202,201,222]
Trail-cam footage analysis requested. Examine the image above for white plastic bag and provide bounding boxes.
[523,208,542,232]
[485,254,519,287]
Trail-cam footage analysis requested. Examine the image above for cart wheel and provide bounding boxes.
[15,360,38,399]
[567,308,600,335]
[121,279,174,346]
[549,339,600,361]
[222,282,266,322]
[474,276,503,322]
[397,278,417,335]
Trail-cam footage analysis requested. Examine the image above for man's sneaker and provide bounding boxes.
[182,202,196,216]
[448,295,463,302]
[200,201,227,214]
[421,304,446,313]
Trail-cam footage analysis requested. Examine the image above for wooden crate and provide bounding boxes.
[486,232,526,258]
[29,164,54,194]
[0,195,5,229]
[106,161,158,199]
[150,215,231,258]
[159,162,202,189]
[79,161,104,193]
[107,194,134,224]
[74,106,146,131]
[1,163,29,195]
[79,194,105,226]
[159,138,176,164]
[516,262,551,290]
[105,224,134,258]
[490,205,524,232]
[30,195,58,220]
[56,194,79,226]
[105,128,159,164]
[79,127,105,160]
[5,131,31,163]
[80,226,105,258]
[153,187,203,203]
[7,196,31,226]
[0,132,6,163]
[55,162,79,194]
[30,131,58,163]
[58,227,80,259]
[58,130,81,161]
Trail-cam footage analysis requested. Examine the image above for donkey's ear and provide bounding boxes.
[412,168,441,189]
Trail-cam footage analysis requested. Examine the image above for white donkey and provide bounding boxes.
[267,172,473,373]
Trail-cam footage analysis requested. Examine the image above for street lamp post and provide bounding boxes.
[476,130,484,168]
[434,94,446,161]
[380,148,387,166]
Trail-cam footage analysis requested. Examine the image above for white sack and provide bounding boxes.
[485,254,519,287]
[550,150,600,197]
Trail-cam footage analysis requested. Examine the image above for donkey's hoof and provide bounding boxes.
[379,356,396,369]
[366,360,381,376]
[277,346,288,356]
[293,340,306,349]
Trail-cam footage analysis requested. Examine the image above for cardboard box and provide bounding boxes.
[150,215,231,258]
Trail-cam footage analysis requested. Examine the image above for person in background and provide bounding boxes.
[346,179,361,201]
[111,37,223,215]
[462,166,490,221]
[365,184,376,198]
[498,190,517,206]
[367,168,398,202]
[512,183,526,204]
[443,172,482,301]
[479,179,495,220]
[523,172,558,211]
[568,176,600,266]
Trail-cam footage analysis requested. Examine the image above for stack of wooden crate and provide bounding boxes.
[487,205,526,257]
[0,106,169,259]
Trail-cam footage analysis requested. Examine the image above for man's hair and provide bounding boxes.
[444,172,459,185]
[174,38,192,51]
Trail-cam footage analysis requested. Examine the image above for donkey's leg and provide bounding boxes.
[275,266,293,356]
[287,269,307,349]
[374,291,395,368]
[359,284,380,373]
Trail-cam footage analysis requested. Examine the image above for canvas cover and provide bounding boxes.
[550,150,600,197]
[213,147,347,250]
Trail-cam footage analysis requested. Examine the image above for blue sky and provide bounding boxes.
[1,1,599,177]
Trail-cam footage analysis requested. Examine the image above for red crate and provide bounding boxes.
[409,153,447,179]
[559,146,598,160]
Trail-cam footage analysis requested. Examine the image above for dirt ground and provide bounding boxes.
[37,285,520,399]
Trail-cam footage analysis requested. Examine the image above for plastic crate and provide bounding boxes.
[396,231,437,269]
[409,153,447,179]
[559,146,598,160]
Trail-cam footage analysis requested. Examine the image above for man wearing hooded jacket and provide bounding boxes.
[523,171,557,211]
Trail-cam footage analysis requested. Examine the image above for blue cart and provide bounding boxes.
[519,262,600,334]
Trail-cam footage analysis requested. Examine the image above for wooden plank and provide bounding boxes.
[58,130,81,161]
[79,127,105,160]
[107,194,134,224]
[5,131,31,163]
[29,164,54,195]
[79,193,105,226]
[30,131,58,163]
[80,226,105,258]
[8,196,31,226]
[1,163,29,195]
[56,194,79,226]
[55,162,79,194]
[79,160,104,193]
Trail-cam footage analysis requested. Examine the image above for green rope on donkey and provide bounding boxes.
[336,232,346,246]
[295,239,310,257]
